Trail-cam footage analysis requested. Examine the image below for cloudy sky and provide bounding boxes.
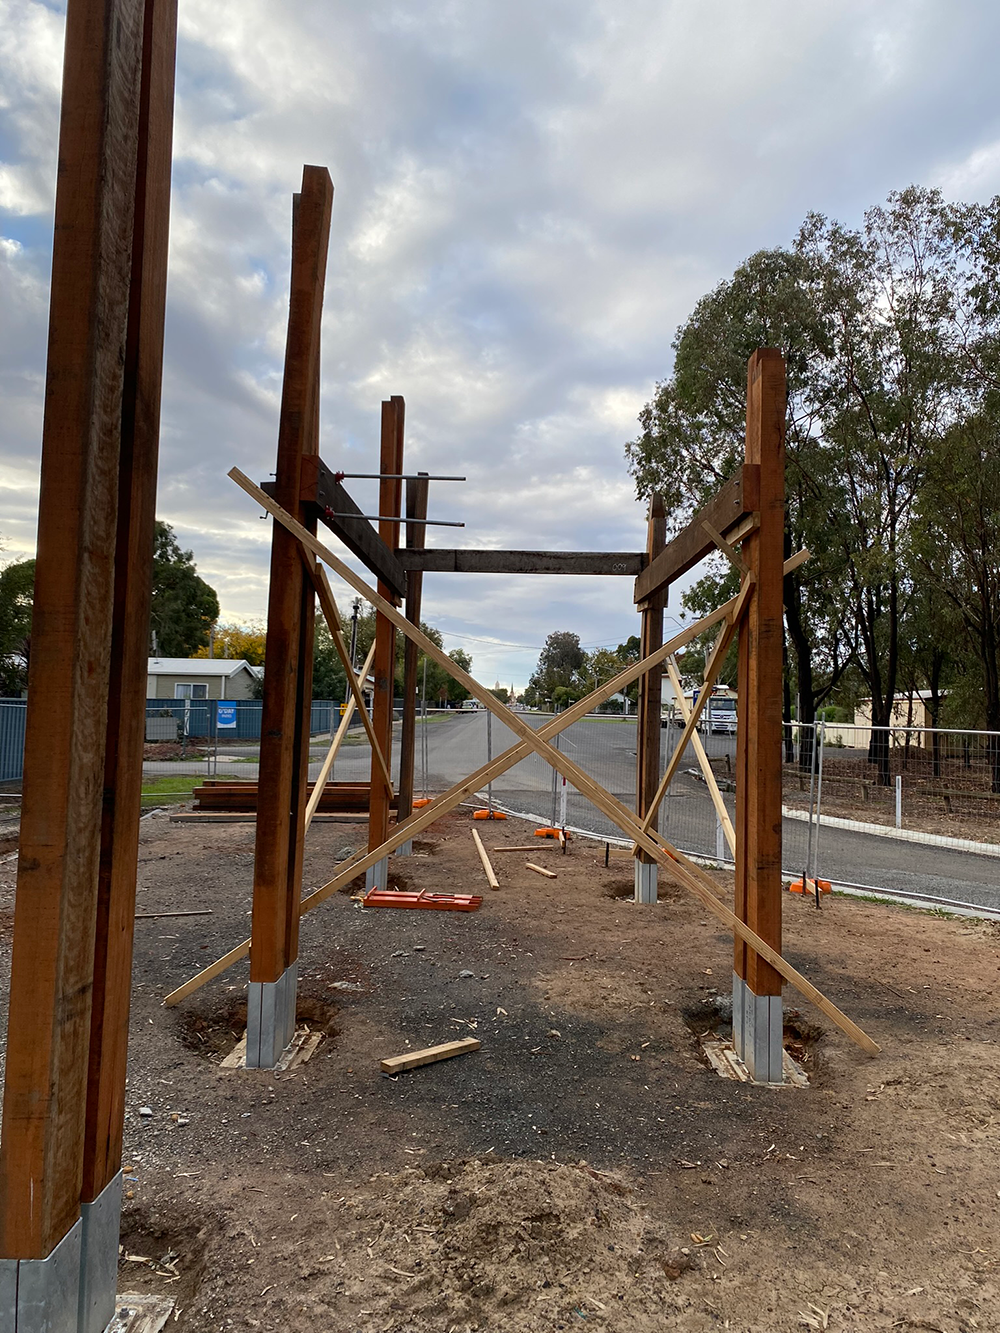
[2,1,1000,689]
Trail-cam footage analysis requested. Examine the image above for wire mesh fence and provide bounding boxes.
[3,692,999,910]
[412,710,1000,912]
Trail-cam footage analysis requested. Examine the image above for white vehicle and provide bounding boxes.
[667,687,738,735]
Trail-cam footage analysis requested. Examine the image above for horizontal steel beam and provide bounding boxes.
[396,549,646,576]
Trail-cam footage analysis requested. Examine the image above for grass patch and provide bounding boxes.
[141,775,198,799]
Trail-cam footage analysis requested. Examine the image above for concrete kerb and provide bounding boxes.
[782,806,1000,859]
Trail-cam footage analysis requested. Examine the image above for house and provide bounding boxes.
[146,657,260,701]
[850,691,945,750]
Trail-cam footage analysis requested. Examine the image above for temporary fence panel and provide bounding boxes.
[0,699,27,784]
[141,698,359,787]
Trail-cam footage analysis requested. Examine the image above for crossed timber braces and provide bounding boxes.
[165,463,879,1062]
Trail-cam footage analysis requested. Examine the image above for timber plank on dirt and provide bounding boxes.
[380,1037,481,1076]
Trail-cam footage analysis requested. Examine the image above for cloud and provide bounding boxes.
[2,0,1000,685]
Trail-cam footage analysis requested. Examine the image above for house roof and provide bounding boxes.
[147,657,254,677]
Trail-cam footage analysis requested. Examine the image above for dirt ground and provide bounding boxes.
[1,805,1000,1332]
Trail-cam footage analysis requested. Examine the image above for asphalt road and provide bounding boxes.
[145,708,1000,912]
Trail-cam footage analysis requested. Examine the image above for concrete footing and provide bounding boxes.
[0,1215,83,1333]
[246,959,298,1068]
[732,973,783,1082]
[365,858,388,893]
[79,1172,123,1333]
[634,859,657,905]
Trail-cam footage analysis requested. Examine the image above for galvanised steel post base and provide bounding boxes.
[634,859,657,905]
[246,959,298,1068]
[732,973,783,1083]
[0,1218,82,1333]
[365,858,388,893]
[79,1172,122,1333]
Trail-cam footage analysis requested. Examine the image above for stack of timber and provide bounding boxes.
[191,780,395,814]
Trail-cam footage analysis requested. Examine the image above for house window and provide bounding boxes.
[175,683,208,699]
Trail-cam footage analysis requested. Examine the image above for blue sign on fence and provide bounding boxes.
[216,703,237,729]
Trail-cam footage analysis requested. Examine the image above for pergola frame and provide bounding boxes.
[0,10,879,1318]
[200,461,877,1068]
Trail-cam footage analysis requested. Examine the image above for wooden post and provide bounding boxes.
[365,397,404,888]
[248,165,333,1069]
[733,349,786,1082]
[396,470,429,850]
[635,495,666,903]
[78,6,176,1328]
[0,0,146,1324]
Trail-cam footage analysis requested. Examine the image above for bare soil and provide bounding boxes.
[782,753,1000,845]
[1,807,999,1331]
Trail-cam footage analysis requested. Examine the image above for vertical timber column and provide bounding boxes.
[396,471,429,856]
[78,3,177,1331]
[0,0,145,1328]
[733,348,786,1082]
[634,495,666,904]
[249,166,333,1069]
[366,397,404,890]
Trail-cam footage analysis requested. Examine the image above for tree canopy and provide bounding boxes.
[150,522,220,658]
[0,557,35,696]
[626,185,1000,786]
[192,620,266,665]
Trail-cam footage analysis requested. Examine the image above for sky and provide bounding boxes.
[3,1,1000,691]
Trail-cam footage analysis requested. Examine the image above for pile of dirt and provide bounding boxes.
[326,1156,697,1329]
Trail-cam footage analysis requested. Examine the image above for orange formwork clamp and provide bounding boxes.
[473,809,506,820]
[534,827,569,840]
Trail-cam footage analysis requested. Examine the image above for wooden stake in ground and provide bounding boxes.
[471,828,500,890]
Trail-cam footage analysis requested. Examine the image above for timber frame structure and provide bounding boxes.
[0,7,877,1328]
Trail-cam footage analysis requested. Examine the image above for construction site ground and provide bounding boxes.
[1,807,998,1332]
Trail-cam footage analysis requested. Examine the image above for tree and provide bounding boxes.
[527,631,586,707]
[193,620,266,665]
[625,244,850,763]
[150,522,219,657]
[0,557,35,696]
[915,412,1000,790]
[627,187,990,783]
[311,622,348,701]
